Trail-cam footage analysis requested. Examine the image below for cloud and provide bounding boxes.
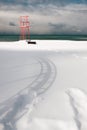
[0,3,87,34]
[9,22,16,26]
[49,23,82,34]
[0,0,87,7]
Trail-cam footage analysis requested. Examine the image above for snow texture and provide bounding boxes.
[67,88,87,130]
[0,40,87,51]
[0,40,87,130]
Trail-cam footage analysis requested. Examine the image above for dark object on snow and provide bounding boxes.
[27,41,36,44]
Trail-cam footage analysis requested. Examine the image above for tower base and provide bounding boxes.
[27,41,36,44]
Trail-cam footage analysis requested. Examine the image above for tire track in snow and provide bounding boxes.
[0,57,56,130]
[67,88,87,130]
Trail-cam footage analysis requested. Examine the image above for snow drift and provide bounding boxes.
[16,88,87,130]
[0,40,87,130]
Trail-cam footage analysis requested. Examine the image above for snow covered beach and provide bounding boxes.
[0,40,87,130]
[1,40,87,51]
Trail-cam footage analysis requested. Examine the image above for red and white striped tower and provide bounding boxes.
[20,16,30,40]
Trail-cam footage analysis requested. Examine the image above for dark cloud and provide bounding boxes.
[48,23,85,34]
[49,23,67,34]
[49,23,66,31]
[9,22,16,26]
[0,0,15,5]
[0,0,87,34]
[0,0,87,6]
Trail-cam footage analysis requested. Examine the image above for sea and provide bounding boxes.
[0,34,87,41]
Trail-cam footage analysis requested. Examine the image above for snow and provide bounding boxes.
[67,88,87,130]
[0,40,87,130]
[0,40,87,51]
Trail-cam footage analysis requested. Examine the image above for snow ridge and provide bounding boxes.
[67,88,87,130]
[0,58,56,130]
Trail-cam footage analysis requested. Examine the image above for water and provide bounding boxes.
[0,34,87,41]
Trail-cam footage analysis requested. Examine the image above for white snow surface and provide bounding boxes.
[0,40,87,130]
[0,40,87,51]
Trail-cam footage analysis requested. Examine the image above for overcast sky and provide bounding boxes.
[0,0,87,34]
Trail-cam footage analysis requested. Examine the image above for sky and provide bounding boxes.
[0,0,87,35]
